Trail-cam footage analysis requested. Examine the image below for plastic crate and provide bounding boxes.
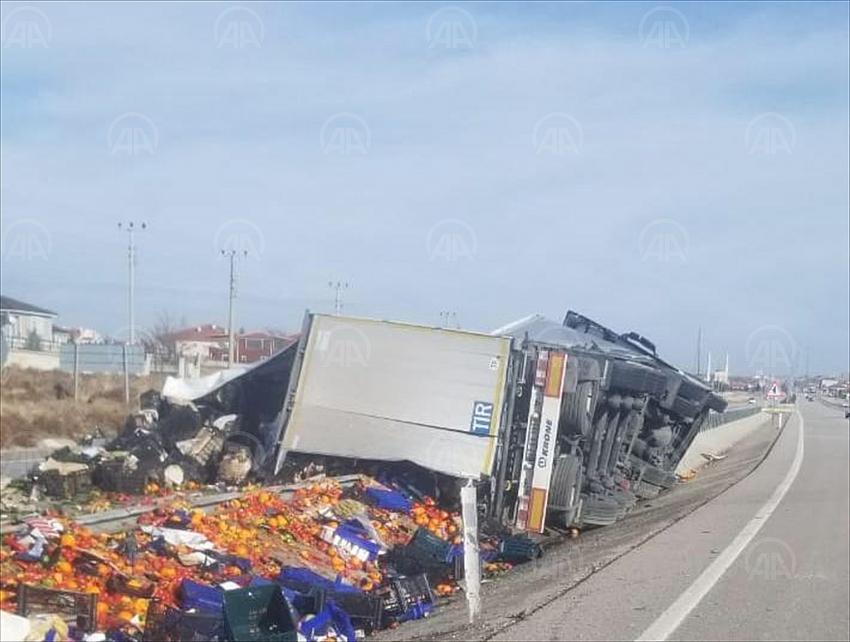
[379,574,434,625]
[179,579,224,612]
[320,590,383,633]
[16,584,98,633]
[222,584,297,642]
[143,600,226,642]
[497,534,542,563]
[40,468,92,499]
[93,459,151,494]
[406,528,460,568]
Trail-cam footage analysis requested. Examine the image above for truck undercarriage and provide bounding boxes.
[491,311,727,530]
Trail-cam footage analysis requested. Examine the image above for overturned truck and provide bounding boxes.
[178,310,726,533]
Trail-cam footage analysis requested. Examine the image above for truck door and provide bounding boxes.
[514,349,568,533]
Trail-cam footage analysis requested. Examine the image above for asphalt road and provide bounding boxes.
[382,403,849,641]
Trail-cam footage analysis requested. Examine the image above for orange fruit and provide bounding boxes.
[59,534,76,548]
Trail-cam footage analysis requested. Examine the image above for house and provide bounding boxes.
[171,324,297,368]
[0,295,59,351]
[171,324,228,362]
[235,331,297,363]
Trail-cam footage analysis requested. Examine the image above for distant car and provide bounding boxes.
[747,397,757,404]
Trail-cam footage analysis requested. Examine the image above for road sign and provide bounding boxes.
[766,382,785,399]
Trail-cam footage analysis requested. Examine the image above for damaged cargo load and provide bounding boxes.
[269,311,727,535]
[33,308,724,535]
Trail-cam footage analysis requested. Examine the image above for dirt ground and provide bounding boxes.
[0,366,166,448]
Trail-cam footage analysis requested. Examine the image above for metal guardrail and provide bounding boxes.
[701,406,762,432]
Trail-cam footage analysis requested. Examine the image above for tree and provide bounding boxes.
[147,310,185,362]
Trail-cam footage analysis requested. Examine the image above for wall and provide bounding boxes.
[5,349,60,370]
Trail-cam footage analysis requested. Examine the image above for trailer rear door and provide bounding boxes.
[276,314,512,479]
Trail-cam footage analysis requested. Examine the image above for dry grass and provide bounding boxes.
[0,366,166,449]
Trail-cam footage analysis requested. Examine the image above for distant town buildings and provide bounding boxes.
[170,323,296,366]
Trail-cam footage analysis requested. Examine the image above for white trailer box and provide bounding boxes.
[275,314,512,479]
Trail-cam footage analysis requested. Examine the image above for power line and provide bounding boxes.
[328,281,349,315]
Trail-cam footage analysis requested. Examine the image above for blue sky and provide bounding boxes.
[1,1,848,376]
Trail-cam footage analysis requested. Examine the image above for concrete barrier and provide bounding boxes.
[676,409,772,475]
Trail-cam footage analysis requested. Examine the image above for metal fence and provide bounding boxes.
[59,343,147,375]
[701,406,762,432]
[0,447,51,479]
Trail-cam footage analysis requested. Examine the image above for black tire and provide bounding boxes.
[579,494,620,526]
[548,455,583,526]
[561,381,596,437]
[611,489,636,518]
[608,360,667,396]
[640,463,677,489]
[676,378,710,403]
[706,393,728,413]
[671,396,702,419]
[632,479,661,499]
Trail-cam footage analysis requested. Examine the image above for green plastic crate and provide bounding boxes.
[222,585,297,642]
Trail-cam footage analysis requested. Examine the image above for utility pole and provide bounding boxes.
[118,221,147,344]
[223,249,248,366]
[439,310,458,329]
[328,281,349,315]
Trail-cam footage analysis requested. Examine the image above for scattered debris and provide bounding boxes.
[0,475,531,641]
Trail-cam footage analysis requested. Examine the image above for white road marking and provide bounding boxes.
[636,408,805,641]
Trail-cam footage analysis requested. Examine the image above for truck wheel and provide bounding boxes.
[632,479,661,499]
[706,393,728,413]
[548,454,583,527]
[676,378,710,403]
[608,360,667,396]
[671,396,702,419]
[579,494,620,526]
[562,381,596,437]
[640,463,677,489]
[611,489,636,518]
